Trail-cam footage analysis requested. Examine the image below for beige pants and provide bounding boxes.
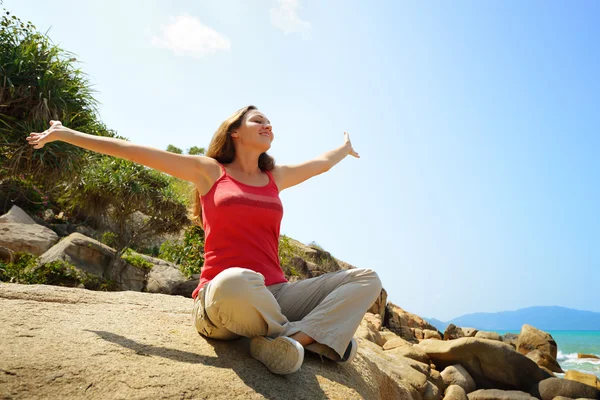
[192,267,382,358]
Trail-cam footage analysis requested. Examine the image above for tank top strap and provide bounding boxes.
[264,169,278,189]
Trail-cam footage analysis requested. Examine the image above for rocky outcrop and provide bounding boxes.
[416,338,550,392]
[474,331,501,341]
[440,364,476,394]
[579,353,600,359]
[444,385,467,400]
[564,370,600,390]
[516,324,558,359]
[0,222,58,256]
[529,377,600,400]
[1,283,428,400]
[368,287,388,321]
[443,324,478,341]
[526,349,563,373]
[387,303,441,343]
[467,389,537,400]
[501,333,519,349]
[0,205,36,224]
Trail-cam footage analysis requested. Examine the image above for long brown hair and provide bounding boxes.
[189,105,275,228]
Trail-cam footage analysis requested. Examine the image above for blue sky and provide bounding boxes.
[9,1,599,321]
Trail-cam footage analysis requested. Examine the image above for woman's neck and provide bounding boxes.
[229,149,263,176]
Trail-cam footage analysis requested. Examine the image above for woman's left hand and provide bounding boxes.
[344,132,360,158]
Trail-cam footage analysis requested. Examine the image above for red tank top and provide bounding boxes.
[191,164,288,299]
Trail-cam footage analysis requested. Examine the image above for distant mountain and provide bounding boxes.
[424,318,448,332]
[445,306,600,331]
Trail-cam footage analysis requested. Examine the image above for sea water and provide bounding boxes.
[498,330,600,378]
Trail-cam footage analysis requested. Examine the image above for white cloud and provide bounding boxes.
[152,15,231,58]
[270,0,311,38]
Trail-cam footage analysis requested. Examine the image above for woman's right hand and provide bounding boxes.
[26,120,69,149]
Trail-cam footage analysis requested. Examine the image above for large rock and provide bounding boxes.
[564,370,600,390]
[440,365,476,394]
[424,330,442,340]
[0,223,58,256]
[386,343,431,364]
[38,232,114,278]
[1,283,425,400]
[416,338,550,392]
[474,331,501,341]
[526,349,563,373]
[529,377,600,400]
[443,324,478,340]
[444,385,467,400]
[0,205,36,224]
[355,314,385,347]
[467,389,537,399]
[141,255,187,295]
[516,324,558,359]
[387,303,440,343]
[368,287,388,321]
[501,333,519,349]
[579,353,600,360]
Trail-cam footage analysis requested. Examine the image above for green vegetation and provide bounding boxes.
[0,252,116,290]
[159,225,205,278]
[120,248,153,271]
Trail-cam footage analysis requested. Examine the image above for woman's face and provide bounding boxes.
[231,109,274,152]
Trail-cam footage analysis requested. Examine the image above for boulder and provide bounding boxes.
[355,315,385,347]
[440,364,476,394]
[444,385,467,400]
[0,283,425,400]
[380,330,401,345]
[467,389,537,399]
[578,353,600,360]
[386,342,431,364]
[444,324,465,340]
[516,324,558,359]
[526,349,563,373]
[564,370,600,390]
[38,233,114,278]
[502,333,519,349]
[363,312,383,331]
[424,329,442,340]
[384,337,414,350]
[368,287,388,321]
[0,223,58,256]
[462,328,478,338]
[0,205,36,224]
[387,303,439,343]
[417,338,550,392]
[141,255,187,295]
[530,377,600,400]
[474,331,501,341]
[429,369,447,395]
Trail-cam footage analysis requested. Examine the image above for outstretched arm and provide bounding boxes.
[27,121,220,187]
[273,132,359,191]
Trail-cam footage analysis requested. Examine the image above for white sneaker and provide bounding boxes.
[249,336,304,375]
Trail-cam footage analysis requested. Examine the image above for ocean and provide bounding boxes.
[498,330,600,378]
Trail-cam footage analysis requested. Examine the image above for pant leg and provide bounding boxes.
[272,268,382,358]
[193,267,303,339]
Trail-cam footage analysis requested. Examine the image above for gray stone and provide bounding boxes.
[530,377,600,400]
[441,364,476,394]
[0,205,36,224]
[0,223,58,256]
[467,389,537,400]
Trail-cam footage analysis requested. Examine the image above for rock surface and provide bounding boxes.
[0,222,58,256]
[526,349,564,373]
[444,385,467,400]
[564,370,600,390]
[529,377,600,400]
[467,389,537,399]
[417,338,550,392]
[440,365,476,394]
[0,283,428,400]
[516,324,558,359]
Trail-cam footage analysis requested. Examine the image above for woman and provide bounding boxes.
[27,105,382,375]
